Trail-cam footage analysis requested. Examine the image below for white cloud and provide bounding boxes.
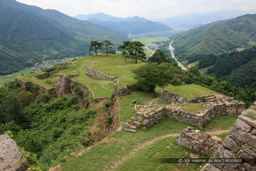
[17,0,256,18]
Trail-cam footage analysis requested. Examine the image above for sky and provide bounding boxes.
[17,0,256,19]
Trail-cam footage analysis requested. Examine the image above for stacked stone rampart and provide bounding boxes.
[177,127,222,155]
[86,66,116,80]
[16,78,55,94]
[161,90,188,104]
[16,74,93,107]
[202,108,256,171]
[116,86,131,96]
[125,101,244,132]
[161,90,236,105]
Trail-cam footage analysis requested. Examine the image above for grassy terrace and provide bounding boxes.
[62,119,206,171]
[166,84,217,99]
[61,114,237,171]
[19,55,144,98]
[171,103,205,113]
[119,91,158,122]
[0,68,33,86]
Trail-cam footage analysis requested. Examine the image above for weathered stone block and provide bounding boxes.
[234,119,252,132]
[223,136,241,153]
[0,135,27,171]
[142,119,150,126]
[239,115,256,128]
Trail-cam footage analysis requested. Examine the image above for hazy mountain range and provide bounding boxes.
[154,10,256,29]
[0,0,128,75]
[75,13,172,35]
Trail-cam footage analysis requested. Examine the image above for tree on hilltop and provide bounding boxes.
[148,49,171,64]
[127,41,146,64]
[89,41,102,56]
[102,40,113,56]
[118,41,130,61]
[133,63,179,92]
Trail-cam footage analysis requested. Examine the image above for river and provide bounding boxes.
[169,40,187,71]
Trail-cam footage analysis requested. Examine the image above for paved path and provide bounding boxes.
[169,40,187,71]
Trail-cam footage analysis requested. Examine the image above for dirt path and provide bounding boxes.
[148,98,160,105]
[106,129,230,171]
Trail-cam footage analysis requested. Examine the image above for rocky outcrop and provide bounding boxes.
[54,75,93,107]
[202,108,256,171]
[115,84,143,97]
[35,72,51,79]
[116,86,131,96]
[177,127,222,155]
[0,135,27,171]
[86,66,116,80]
[55,74,72,96]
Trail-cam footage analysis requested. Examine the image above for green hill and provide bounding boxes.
[173,14,256,60]
[191,47,256,89]
[1,54,255,170]
[0,0,128,75]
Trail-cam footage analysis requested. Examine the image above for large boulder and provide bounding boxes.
[0,135,26,171]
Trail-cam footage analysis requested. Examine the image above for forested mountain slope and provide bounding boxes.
[191,48,256,89]
[173,14,256,60]
[0,0,127,75]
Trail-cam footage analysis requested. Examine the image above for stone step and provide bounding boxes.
[130,125,137,129]
[124,128,137,133]
[206,99,217,102]
[205,96,217,100]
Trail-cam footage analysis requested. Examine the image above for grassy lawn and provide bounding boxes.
[166,84,217,99]
[72,76,114,98]
[116,137,208,171]
[0,68,33,86]
[61,119,193,171]
[172,103,205,113]
[90,56,144,88]
[202,115,238,131]
[119,91,157,122]
[152,98,169,105]
[19,55,144,98]
[19,72,58,89]
[61,110,238,171]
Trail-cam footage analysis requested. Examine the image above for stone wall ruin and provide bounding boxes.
[35,72,51,79]
[177,127,222,155]
[86,66,116,80]
[202,108,256,171]
[125,100,244,132]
